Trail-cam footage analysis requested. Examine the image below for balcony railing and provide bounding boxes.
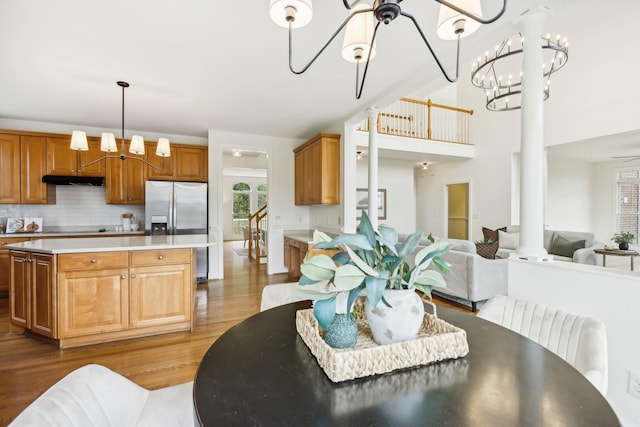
[357,98,474,145]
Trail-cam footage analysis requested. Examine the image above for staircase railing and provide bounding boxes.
[357,98,474,145]
[248,205,268,263]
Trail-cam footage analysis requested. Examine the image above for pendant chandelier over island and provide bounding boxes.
[69,81,171,171]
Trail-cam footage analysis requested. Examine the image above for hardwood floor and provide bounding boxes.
[0,241,472,425]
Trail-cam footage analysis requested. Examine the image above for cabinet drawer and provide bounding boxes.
[58,252,129,271]
[130,248,191,266]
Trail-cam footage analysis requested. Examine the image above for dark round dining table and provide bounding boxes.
[194,302,619,426]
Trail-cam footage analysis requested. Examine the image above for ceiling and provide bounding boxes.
[0,0,564,141]
[547,130,640,163]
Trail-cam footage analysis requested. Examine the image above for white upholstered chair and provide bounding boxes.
[260,282,310,312]
[478,295,608,395]
[9,364,196,426]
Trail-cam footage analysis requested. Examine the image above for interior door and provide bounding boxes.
[447,183,469,240]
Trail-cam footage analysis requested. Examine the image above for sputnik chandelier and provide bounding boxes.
[270,0,507,99]
[470,33,569,111]
[70,81,171,170]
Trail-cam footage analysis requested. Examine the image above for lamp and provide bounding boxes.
[421,162,429,170]
[356,150,363,160]
[471,33,569,111]
[270,0,507,99]
[70,81,171,169]
[232,150,242,157]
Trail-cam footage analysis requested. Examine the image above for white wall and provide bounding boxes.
[509,260,640,427]
[356,157,417,235]
[0,186,143,231]
[546,156,593,232]
[208,130,308,278]
[543,2,640,147]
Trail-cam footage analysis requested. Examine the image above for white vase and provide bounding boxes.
[364,288,425,345]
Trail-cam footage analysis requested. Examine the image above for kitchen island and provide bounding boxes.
[6,235,216,348]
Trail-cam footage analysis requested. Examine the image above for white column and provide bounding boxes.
[368,107,379,230]
[516,9,549,260]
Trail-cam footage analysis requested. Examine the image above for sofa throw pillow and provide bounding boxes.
[482,226,507,243]
[548,234,586,258]
[498,230,519,249]
[476,241,499,259]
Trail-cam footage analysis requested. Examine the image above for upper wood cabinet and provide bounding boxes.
[0,134,21,203]
[0,133,51,205]
[146,144,208,182]
[106,152,147,205]
[47,136,105,177]
[293,133,340,205]
[21,136,49,204]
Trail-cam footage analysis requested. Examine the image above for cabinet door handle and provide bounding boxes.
[131,274,136,279]
[121,275,126,279]
[90,259,97,264]
[158,255,163,260]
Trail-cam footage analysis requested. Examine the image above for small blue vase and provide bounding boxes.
[323,314,357,349]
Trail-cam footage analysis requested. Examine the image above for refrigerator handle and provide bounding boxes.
[171,191,177,235]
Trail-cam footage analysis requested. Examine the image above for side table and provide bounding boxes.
[594,248,638,271]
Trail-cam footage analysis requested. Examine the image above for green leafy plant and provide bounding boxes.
[298,211,450,329]
[612,232,634,244]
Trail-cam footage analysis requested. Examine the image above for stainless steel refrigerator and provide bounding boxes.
[145,180,208,283]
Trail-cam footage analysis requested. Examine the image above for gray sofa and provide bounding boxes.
[495,226,604,265]
[412,238,508,312]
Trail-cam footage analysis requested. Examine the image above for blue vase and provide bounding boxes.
[323,314,357,349]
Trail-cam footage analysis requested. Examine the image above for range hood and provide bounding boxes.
[41,175,105,186]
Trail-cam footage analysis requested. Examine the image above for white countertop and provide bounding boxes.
[5,234,217,254]
[0,231,144,239]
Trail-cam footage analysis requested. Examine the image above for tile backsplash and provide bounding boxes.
[0,186,144,231]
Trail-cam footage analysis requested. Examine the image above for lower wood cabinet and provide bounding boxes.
[1,237,30,297]
[10,251,56,338]
[58,268,129,337]
[130,264,190,328]
[9,248,195,348]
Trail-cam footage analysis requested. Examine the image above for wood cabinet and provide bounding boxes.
[30,253,57,337]
[284,235,337,278]
[57,252,129,337]
[9,251,56,338]
[0,237,29,297]
[106,152,147,204]
[146,144,208,182]
[21,136,49,204]
[293,133,340,205]
[129,248,192,328]
[0,133,21,203]
[47,136,105,177]
[9,247,195,347]
[175,146,208,181]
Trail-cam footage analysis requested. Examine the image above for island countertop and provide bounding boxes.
[5,234,216,254]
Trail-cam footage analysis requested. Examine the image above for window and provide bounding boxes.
[232,182,251,236]
[257,183,268,209]
[616,169,639,243]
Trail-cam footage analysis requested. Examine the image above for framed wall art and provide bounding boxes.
[356,188,387,220]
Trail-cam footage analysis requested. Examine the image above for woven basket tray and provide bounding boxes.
[295,308,469,383]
